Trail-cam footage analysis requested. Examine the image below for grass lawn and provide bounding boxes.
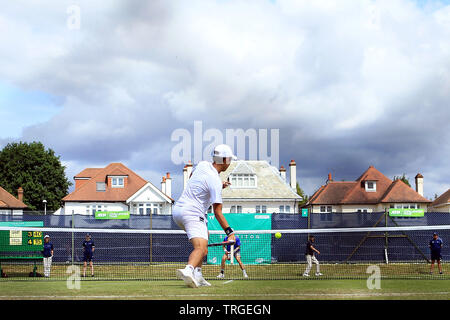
[1,279,449,300]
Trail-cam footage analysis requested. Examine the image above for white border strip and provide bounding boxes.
[0,225,449,235]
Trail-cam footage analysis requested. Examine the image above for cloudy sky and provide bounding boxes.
[0,0,449,201]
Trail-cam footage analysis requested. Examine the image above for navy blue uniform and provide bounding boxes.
[430,238,443,261]
[305,241,315,256]
[224,236,241,255]
[42,242,54,257]
[83,239,95,262]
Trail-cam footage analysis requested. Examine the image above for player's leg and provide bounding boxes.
[303,255,312,276]
[47,256,52,277]
[430,259,435,274]
[83,260,87,277]
[43,258,48,277]
[437,258,442,274]
[90,259,94,276]
[312,256,322,276]
[175,215,209,287]
[235,254,248,278]
[217,253,227,278]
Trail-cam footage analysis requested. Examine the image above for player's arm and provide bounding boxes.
[213,203,235,242]
[311,245,320,255]
[92,243,95,253]
[51,244,54,257]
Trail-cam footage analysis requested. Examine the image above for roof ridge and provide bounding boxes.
[431,188,450,206]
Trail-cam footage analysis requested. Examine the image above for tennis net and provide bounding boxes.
[0,225,448,280]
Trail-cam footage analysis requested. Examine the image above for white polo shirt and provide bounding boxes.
[174,161,223,217]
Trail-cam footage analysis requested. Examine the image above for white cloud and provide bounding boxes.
[0,0,449,198]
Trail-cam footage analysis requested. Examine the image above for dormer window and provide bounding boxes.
[111,176,125,188]
[96,182,106,192]
[229,174,257,188]
[365,181,376,192]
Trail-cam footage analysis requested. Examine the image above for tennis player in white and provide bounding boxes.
[173,144,237,288]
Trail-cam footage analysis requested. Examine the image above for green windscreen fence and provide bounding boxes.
[207,213,272,265]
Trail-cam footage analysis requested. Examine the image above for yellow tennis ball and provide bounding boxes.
[275,232,282,239]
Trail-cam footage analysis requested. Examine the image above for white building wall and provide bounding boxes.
[63,202,128,216]
[223,200,299,214]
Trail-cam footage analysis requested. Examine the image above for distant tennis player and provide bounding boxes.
[429,232,443,275]
[217,235,248,279]
[303,235,323,277]
[82,234,95,277]
[173,144,237,288]
[42,235,54,278]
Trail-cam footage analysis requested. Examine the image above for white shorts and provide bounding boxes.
[173,208,208,241]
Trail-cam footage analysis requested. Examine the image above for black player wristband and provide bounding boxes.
[224,227,234,236]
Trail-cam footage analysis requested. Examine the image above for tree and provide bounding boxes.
[0,141,72,211]
[296,182,309,206]
[393,173,411,187]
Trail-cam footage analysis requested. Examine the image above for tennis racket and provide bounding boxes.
[207,240,235,247]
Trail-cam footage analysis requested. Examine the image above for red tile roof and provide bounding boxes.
[0,186,28,209]
[75,168,102,178]
[63,163,147,202]
[430,189,450,207]
[309,166,431,205]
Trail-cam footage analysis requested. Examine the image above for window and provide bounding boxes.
[256,205,261,213]
[230,205,242,213]
[319,206,332,221]
[279,205,291,213]
[365,181,376,192]
[96,182,106,192]
[111,177,125,188]
[261,205,267,213]
[393,203,418,209]
[230,174,257,188]
[139,204,144,215]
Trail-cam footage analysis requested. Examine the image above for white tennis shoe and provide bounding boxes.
[176,268,199,288]
[302,273,310,277]
[315,272,323,276]
[217,273,225,279]
[196,275,212,287]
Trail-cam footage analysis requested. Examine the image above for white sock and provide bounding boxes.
[194,267,202,277]
[185,265,194,274]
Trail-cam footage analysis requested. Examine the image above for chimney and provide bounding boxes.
[415,173,424,197]
[183,165,188,190]
[289,160,296,189]
[165,172,172,198]
[17,187,23,202]
[161,176,166,195]
[327,173,333,184]
[279,166,286,181]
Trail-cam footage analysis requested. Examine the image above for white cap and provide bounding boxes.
[212,144,237,160]
[44,235,50,239]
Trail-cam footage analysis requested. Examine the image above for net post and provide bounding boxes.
[71,210,74,265]
[384,209,389,263]
[150,211,153,265]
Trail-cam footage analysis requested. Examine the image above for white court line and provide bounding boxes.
[1,292,450,299]
[223,280,234,285]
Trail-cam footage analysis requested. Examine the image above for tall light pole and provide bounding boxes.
[43,199,47,215]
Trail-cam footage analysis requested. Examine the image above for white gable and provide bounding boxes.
[126,182,172,204]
